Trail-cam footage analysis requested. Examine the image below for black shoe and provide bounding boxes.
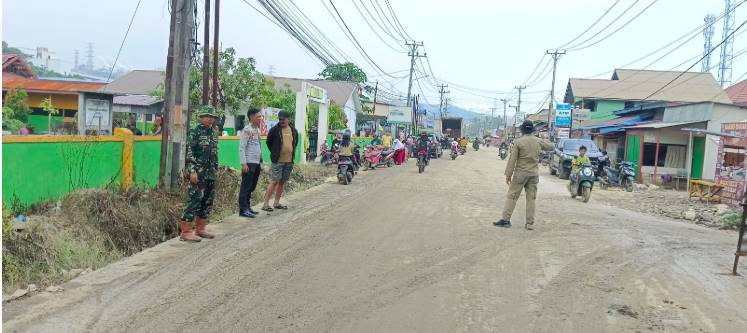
[247,207,259,215]
[493,219,511,227]
[239,210,256,218]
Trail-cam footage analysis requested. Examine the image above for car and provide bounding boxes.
[550,139,604,180]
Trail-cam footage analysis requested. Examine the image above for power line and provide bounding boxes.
[105,0,143,83]
[569,0,660,51]
[643,18,747,100]
[556,0,621,49]
[565,0,642,50]
[351,0,407,53]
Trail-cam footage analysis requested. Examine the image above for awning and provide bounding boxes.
[625,120,705,129]
[578,115,644,131]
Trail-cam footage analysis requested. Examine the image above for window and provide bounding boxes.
[642,143,686,167]
[642,143,667,167]
[586,100,597,112]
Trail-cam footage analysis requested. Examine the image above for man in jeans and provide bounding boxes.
[262,110,298,212]
[238,107,263,218]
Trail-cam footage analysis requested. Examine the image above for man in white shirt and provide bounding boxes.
[238,108,263,218]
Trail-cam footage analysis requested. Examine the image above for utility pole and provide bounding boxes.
[438,84,449,118]
[514,85,526,118]
[160,0,194,188]
[499,98,509,135]
[212,0,220,108]
[202,0,211,106]
[509,105,518,137]
[405,41,425,106]
[372,80,378,114]
[546,49,566,130]
[444,97,451,117]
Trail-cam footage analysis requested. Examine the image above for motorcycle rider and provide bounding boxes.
[338,129,355,166]
[417,131,431,161]
[450,138,459,153]
[494,120,554,230]
[570,145,591,183]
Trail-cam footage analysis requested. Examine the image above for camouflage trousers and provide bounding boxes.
[181,180,215,222]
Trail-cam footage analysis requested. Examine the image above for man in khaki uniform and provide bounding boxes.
[495,120,554,230]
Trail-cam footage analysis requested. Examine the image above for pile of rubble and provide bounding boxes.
[598,185,739,229]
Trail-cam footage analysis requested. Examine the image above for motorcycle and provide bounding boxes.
[450,146,458,160]
[569,164,595,203]
[459,146,466,155]
[320,143,338,166]
[417,147,427,173]
[473,141,480,151]
[337,156,355,185]
[499,147,508,160]
[363,145,394,170]
[600,161,636,192]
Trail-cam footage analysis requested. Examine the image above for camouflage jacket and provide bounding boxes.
[186,124,219,178]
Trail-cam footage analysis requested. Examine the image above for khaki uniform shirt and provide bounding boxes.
[504,134,554,177]
[279,126,294,163]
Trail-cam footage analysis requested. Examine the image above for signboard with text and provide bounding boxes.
[555,103,572,127]
[715,122,747,206]
[387,106,412,124]
[556,127,570,139]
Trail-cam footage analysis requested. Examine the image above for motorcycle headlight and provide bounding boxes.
[582,168,593,177]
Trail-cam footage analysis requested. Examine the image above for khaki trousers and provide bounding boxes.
[501,172,539,225]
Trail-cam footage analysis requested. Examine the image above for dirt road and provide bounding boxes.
[4,147,747,332]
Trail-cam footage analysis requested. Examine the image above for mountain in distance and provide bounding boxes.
[422,104,483,120]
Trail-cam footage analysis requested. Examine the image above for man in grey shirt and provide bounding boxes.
[238,107,263,218]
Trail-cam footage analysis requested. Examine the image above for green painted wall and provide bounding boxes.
[26,115,64,133]
[3,141,122,205]
[590,100,625,121]
[133,141,161,187]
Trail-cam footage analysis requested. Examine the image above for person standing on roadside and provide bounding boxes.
[494,120,554,230]
[238,107,263,218]
[179,106,219,242]
[262,110,298,212]
[382,132,393,149]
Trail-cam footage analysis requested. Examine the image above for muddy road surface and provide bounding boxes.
[4,147,747,332]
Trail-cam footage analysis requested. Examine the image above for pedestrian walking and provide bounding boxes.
[261,110,298,212]
[238,107,263,218]
[179,106,219,242]
[494,120,554,230]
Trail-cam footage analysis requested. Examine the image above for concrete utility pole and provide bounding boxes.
[514,85,526,117]
[444,97,450,117]
[202,0,211,106]
[509,105,518,137]
[438,84,449,118]
[212,0,220,108]
[546,49,566,129]
[405,41,425,106]
[160,0,194,188]
[372,80,378,114]
[499,98,509,133]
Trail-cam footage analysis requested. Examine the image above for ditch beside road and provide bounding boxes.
[4,147,747,333]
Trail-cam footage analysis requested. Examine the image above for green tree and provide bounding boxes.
[254,77,297,119]
[319,63,367,84]
[40,97,60,133]
[3,87,31,123]
[189,47,264,118]
[328,102,347,130]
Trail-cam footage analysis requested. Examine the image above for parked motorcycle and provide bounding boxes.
[417,147,427,173]
[320,143,338,166]
[600,161,636,192]
[569,164,595,203]
[363,145,394,170]
[337,156,355,185]
[499,147,508,160]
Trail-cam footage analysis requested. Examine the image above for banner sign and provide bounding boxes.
[259,107,282,136]
[555,103,572,127]
[387,106,412,124]
[715,122,747,206]
[556,127,570,139]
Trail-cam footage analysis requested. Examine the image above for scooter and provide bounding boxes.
[569,164,595,203]
[417,147,427,173]
[600,161,636,192]
[363,145,394,169]
[499,147,508,160]
[337,156,355,185]
[450,146,458,160]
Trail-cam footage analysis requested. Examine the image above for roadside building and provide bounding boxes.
[2,54,108,133]
[99,69,165,134]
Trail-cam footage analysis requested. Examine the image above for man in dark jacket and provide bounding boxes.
[262,110,298,212]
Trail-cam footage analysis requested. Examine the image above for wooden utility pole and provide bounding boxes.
[212,0,220,108]
[202,0,211,106]
[160,0,194,188]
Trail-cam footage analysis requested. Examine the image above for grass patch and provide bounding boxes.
[3,165,332,293]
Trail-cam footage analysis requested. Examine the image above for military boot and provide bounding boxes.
[179,221,201,242]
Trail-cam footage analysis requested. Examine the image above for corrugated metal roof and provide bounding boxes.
[113,94,162,106]
[568,69,731,103]
[2,54,36,79]
[625,120,704,129]
[99,70,165,95]
[2,75,105,93]
[726,79,747,107]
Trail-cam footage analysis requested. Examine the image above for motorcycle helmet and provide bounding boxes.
[343,129,352,139]
[520,120,534,134]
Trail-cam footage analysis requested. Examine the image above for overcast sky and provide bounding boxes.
[4,0,746,114]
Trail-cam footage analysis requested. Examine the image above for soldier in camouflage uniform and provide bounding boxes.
[179,105,219,242]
